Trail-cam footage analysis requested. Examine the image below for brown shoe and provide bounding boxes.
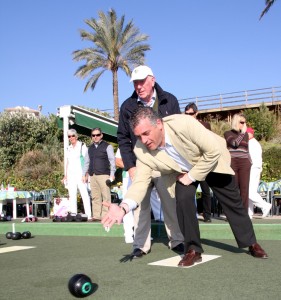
[178,249,202,267]
[249,243,268,259]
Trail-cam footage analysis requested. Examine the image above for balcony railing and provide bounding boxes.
[178,86,281,113]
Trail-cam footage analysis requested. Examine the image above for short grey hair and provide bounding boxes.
[129,107,161,131]
[67,129,78,137]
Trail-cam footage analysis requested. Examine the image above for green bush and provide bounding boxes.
[244,103,277,141]
[261,145,281,182]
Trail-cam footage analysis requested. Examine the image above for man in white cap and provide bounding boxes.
[117,65,184,258]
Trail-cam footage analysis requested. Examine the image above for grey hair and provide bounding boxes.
[231,113,246,131]
[67,128,78,136]
[129,107,161,131]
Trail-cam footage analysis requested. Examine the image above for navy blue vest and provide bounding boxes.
[88,140,110,176]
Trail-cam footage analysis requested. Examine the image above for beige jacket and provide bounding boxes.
[125,114,234,203]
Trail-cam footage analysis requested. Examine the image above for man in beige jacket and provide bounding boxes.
[102,107,268,267]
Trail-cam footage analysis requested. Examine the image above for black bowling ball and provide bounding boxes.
[68,274,97,298]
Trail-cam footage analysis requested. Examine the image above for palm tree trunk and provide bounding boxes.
[113,69,119,121]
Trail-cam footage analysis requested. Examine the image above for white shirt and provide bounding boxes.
[122,131,195,211]
[66,141,88,179]
[158,132,194,181]
[137,89,156,107]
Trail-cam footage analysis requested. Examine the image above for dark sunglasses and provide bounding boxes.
[92,133,101,137]
[185,112,196,116]
[240,121,246,124]
[68,135,76,138]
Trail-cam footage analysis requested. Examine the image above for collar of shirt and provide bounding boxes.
[137,89,156,107]
[94,140,102,147]
[158,132,193,173]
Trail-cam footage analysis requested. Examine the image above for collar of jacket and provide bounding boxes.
[131,82,166,103]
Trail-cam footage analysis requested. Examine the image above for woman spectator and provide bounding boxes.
[224,113,251,210]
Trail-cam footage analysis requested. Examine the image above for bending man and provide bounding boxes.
[102,107,268,267]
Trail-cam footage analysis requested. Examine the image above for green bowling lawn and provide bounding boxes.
[0,217,280,299]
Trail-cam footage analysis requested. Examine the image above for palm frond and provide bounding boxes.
[260,0,276,20]
[72,8,151,120]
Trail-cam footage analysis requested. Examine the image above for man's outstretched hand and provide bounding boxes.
[101,202,126,230]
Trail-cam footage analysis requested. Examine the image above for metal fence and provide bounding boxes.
[178,86,281,113]
[101,86,281,116]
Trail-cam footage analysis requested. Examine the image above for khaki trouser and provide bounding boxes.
[90,174,111,219]
[133,173,184,253]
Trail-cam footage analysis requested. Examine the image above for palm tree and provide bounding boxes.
[73,9,150,120]
[260,0,276,19]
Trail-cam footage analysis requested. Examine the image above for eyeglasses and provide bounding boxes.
[185,112,196,116]
[92,133,101,137]
[240,121,246,124]
[68,135,76,138]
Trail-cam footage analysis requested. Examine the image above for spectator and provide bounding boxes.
[247,127,272,218]
[87,127,116,221]
[62,129,92,219]
[224,113,251,210]
[185,102,212,222]
[117,65,184,258]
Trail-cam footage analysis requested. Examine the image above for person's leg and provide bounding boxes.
[122,175,134,243]
[236,158,251,210]
[154,177,184,249]
[97,175,111,219]
[77,180,92,218]
[133,183,153,254]
[249,168,272,217]
[123,211,134,243]
[206,173,256,248]
[200,180,212,221]
[175,181,202,253]
[150,187,162,221]
[90,175,102,219]
[67,180,78,214]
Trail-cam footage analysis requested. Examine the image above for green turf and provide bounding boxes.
[1,218,280,299]
[1,219,281,240]
[0,235,280,300]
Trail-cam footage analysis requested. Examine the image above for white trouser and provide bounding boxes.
[248,167,270,217]
[122,176,134,242]
[67,177,92,218]
[150,187,164,221]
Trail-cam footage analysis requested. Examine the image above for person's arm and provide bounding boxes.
[115,157,124,169]
[224,130,246,148]
[101,158,153,229]
[107,144,116,180]
[82,146,90,176]
[115,148,124,168]
[117,107,137,171]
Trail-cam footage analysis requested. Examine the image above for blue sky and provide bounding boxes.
[0,0,280,116]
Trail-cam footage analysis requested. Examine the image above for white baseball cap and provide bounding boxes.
[130,65,154,82]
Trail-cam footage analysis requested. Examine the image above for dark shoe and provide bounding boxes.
[130,248,150,259]
[178,249,202,267]
[203,217,212,223]
[171,243,184,253]
[249,243,268,259]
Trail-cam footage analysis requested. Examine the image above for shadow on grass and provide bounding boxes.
[201,238,246,254]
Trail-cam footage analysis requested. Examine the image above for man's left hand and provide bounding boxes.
[177,173,193,186]
[101,202,125,229]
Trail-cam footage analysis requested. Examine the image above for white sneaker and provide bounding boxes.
[262,203,272,218]
[125,237,134,244]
